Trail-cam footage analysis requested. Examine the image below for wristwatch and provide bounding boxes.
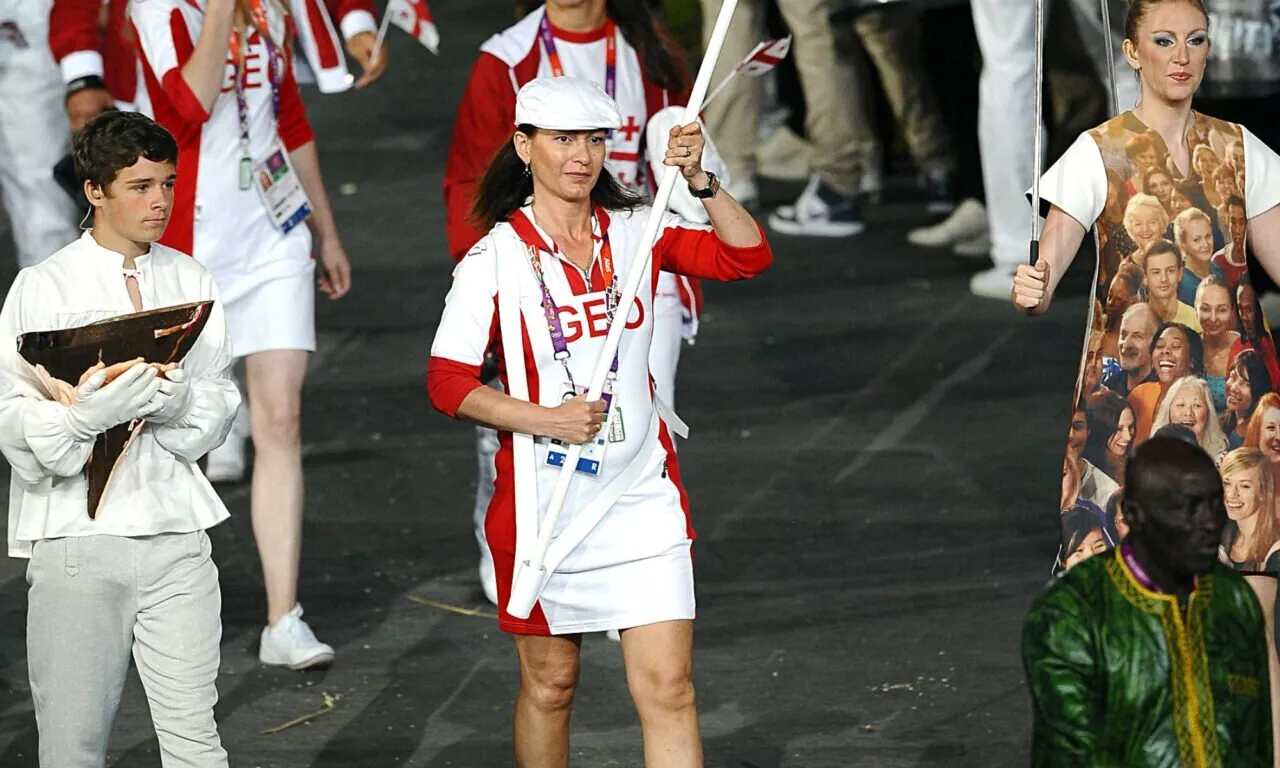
[65,75,108,102]
[689,171,719,199]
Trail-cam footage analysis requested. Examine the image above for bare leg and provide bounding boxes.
[1245,574,1280,768]
[620,620,703,768]
[512,633,582,768]
[245,349,308,625]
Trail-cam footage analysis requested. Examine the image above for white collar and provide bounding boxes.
[73,231,154,277]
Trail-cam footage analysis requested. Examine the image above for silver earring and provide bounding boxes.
[523,163,531,177]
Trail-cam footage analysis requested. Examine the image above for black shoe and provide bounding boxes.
[767,175,866,237]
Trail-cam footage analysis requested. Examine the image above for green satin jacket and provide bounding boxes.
[1021,548,1272,767]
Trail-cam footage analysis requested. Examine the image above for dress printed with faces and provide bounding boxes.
[1038,110,1280,575]
[427,205,771,635]
[129,0,318,355]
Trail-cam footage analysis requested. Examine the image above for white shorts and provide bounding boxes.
[223,266,316,358]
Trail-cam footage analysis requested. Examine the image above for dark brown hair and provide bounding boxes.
[73,110,178,191]
[469,125,641,232]
[1124,0,1209,41]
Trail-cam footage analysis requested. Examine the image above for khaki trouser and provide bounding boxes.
[26,531,228,768]
[699,0,954,197]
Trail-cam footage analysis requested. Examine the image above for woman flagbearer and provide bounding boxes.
[443,0,728,605]
[1011,0,1280,760]
[428,76,771,767]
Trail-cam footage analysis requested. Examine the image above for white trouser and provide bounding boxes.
[473,291,687,559]
[26,532,228,768]
[972,0,1139,269]
[0,0,78,267]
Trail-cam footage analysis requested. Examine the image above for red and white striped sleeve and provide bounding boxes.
[326,0,378,39]
[427,237,501,418]
[654,211,773,281]
[49,0,105,84]
[130,2,210,125]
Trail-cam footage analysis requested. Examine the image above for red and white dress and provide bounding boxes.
[427,206,771,635]
[130,0,318,357]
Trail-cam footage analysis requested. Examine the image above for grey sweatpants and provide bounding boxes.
[25,531,228,767]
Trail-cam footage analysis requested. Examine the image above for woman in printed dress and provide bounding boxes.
[1010,0,1280,757]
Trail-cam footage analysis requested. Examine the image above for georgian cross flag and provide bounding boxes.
[386,0,439,54]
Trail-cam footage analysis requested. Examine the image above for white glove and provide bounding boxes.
[646,106,733,225]
[63,363,163,440]
[144,368,192,425]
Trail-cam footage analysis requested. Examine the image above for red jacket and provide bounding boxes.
[49,0,376,102]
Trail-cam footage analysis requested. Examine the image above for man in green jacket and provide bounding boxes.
[1022,436,1272,767]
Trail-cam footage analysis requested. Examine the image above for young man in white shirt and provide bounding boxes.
[0,110,238,767]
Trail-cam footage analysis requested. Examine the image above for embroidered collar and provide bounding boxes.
[1120,540,1200,595]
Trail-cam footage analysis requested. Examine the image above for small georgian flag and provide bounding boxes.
[735,36,792,76]
[386,0,439,54]
[700,36,793,111]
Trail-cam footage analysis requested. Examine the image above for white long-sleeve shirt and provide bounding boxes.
[0,232,240,558]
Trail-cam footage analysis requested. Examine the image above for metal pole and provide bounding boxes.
[1030,0,1046,264]
[1100,0,1118,114]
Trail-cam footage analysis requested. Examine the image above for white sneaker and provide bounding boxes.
[969,265,1017,300]
[478,554,498,606]
[953,231,992,258]
[259,604,335,670]
[768,175,865,237]
[907,198,988,248]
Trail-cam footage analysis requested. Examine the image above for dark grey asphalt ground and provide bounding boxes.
[0,2,1098,765]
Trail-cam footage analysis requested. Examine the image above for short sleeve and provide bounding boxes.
[1026,132,1108,230]
[1242,125,1280,219]
[129,2,183,81]
[129,2,209,123]
[429,237,500,367]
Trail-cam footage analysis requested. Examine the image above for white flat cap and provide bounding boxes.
[514,76,623,131]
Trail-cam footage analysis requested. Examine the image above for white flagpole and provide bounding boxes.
[506,0,743,620]
[370,3,395,66]
[699,69,739,113]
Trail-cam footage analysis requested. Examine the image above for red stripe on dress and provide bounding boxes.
[489,302,553,634]
[650,376,695,542]
[136,13,202,257]
[304,0,341,68]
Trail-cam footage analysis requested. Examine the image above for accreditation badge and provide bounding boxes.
[253,145,312,234]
